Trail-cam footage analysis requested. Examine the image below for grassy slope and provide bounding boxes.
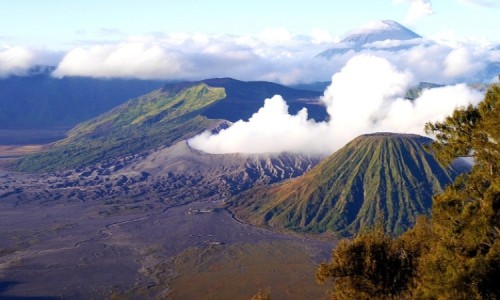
[16,78,327,172]
[16,84,226,172]
[229,133,464,236]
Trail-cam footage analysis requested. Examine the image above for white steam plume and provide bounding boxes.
[188,54,485,155]
[189,95,331,154]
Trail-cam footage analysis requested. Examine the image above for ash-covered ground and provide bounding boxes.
[0,142,332,299]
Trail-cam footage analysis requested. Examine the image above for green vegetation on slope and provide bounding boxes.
[229,133,464,235]
[16,84,226,172]
[317,83,500,299]
[15,78,327,172]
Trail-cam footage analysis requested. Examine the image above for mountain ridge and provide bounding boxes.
[162,77,327,122]
[15,78,327,172]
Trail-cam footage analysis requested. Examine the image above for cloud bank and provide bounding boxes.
[1,25,498,85]
[50,33,338,84]
[188,54,485,155]
[50,31,500,85]
[0,45,64,78]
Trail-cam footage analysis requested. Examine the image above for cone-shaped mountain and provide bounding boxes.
[228,133,468,236]
[318,20,422,58]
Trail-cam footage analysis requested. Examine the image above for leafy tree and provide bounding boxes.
[251,288,271,300]
[317,82,500,299]
[316,227,418,299]
[415,82,500,299]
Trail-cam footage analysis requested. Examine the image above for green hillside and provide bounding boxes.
[16,83,226,172]
[16,78,326,172]
[228,133,467,235]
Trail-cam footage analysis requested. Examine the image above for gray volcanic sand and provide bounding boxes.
[0,195,332,299]
[0,141,331,299]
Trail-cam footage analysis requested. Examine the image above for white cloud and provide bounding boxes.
[188,54,485,155]
[0,45,65,77]
[48,29,498,85]
[332,40,497,84]
[52,32,341,84]
[0,46,35,77]
[394,0,435,24]
[310,29,340,44]
[444,47,485,78]
[188,95,331,154]
[53,43,185,79]
[457,0,498,7]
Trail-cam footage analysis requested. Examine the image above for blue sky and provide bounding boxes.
[1,0,498,48]
[1,0,498,152]
[0,0,499,83]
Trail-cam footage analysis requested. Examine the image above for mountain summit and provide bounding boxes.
[228,133,468,235]
[318,20,422,58]
[341,20,421,47]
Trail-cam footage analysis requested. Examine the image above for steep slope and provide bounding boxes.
[159,78,326,122]
[16,78,326,172]
[228,133,468,236]
[16,83,227,172]
[318,20,422,58]
[124,140,320,190]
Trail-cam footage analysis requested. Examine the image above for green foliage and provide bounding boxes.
[16,84,226,172]
[415,83,500,299]
[317,83,500,299]
[251,288,271,300]
[317,228,415,299]
[230,133,463,235]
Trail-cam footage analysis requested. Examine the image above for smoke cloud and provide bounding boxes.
[188,54,485,155]
[189,95,331,154]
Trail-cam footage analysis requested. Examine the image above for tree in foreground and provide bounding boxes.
[317,82,500,299]
[251,288,271,300]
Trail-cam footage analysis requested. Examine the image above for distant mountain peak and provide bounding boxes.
[341,20,421,46]
[344,20,417,37]
[318,20,422,58]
